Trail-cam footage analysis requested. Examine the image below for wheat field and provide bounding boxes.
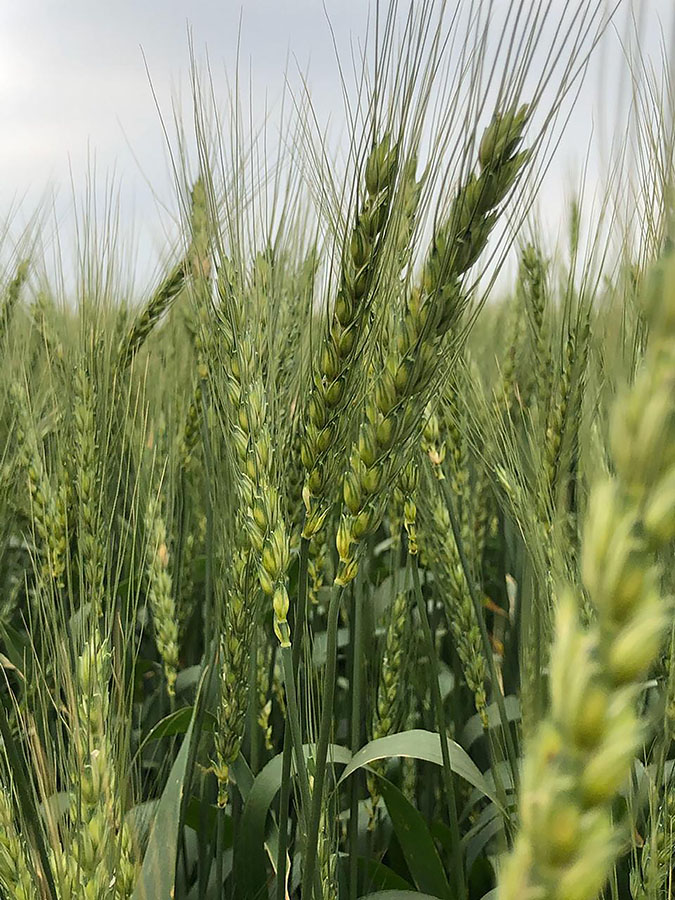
[0,3,673,899]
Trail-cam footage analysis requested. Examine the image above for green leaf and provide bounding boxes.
[136,705,215,759]
[461,791,515,860]
[132,704,216,776]
[183,798,231,842]
[132,671,206,900]
[125,801,159,854]
[379,776,451,899]
[463,761,514,817]
[230,752,255,799]
[338,729,500,810]
[234,743,351,898]
[460,695,520,749]
[358,856,413,893]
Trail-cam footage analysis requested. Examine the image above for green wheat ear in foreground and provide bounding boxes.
[500,253,675,900]
[0,3,674,899]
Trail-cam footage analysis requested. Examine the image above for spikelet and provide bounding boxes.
[213,544,256,803]
[542,329,575,518]
[116,261,186,370]
[307,534,329,606]
[179,375,205,471]
[419,483,489,727]
[31,291,66,369]
[301,135,399,540]
[0,259,30,344]
[367,590,411,826]
[0,776,38,900]
[144,496,180,697]
[179,177,212,470]
[67,638,138,898]
[189,177,211,283]
[519,243,551,411]
[630,787,675,900]
[393,155,423,272]
[500,251,675,900]
[176,522,202,637]
[73,363,106,615]
[472,467,493,568]
[402,461,419,554]
[424,374,473,554]
[421,403,446,474]
[335,102,531,585]
[212,274,291,645]
[10,381,69,589]
[208,263,292,800]
[493,291,526,424]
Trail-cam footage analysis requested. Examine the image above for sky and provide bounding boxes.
[0,1,673,290]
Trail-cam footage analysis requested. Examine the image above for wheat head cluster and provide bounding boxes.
[0,2,673,899]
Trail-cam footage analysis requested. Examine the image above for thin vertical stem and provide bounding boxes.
[348,574,364,899]
[280,643,324,900]
[280,645,312,832]
[301,581,343,900]
[410,555,466,900]
[275,536,311,900]
[248,631,259,775]
[274,728,293,900]
[216,801,226,898]
[198,377,214,653]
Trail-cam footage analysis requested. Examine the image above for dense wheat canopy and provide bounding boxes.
[0,3,673,900]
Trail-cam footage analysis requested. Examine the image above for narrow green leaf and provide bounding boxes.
[358,856,414,892]
[463,761,514,816]
[338,729,500,809]
[234,743,351,898]
[144,707,192,742]
[230,752,255,799]
[124,800,159,855]
[460,696,520,749]
[379,776,451,899]
[466,815,504,872]
[146,706,216,744]
[131,672,205,900]
[134,705,215,774]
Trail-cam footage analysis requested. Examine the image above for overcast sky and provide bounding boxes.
[0,1,673,289]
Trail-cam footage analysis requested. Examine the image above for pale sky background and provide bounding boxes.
[0,1,673,292]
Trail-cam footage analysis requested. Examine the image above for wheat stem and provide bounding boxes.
[301,581,343,900]
[410,554,466,900]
